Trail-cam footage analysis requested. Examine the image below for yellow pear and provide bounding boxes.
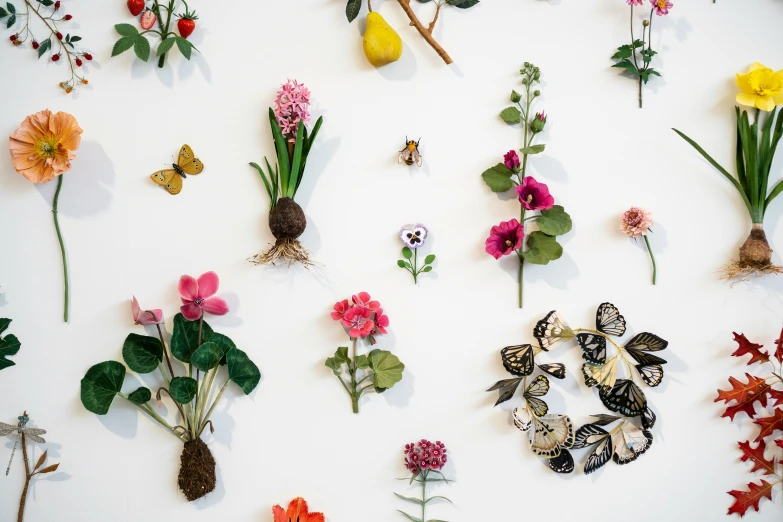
[363,12,402,67]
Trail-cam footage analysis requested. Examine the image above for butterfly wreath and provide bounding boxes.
[150,144,204,195]
[487,302,668,475]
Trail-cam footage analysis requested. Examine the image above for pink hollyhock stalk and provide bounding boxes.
[485,219,524,260]
[650,0,672,15]
[178,271,230,321]
[627,0,643,5]
[516,176,555,211]
[274,79,311,142]
[131,296,163,325]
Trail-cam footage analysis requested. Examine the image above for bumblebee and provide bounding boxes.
[398,137,423,167]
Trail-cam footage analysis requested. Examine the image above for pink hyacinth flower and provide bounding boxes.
[178,271,229,321]
[352,292,380,312]
[131,296,163,325]
[343,307,375,338]
[331,299,350,321]
[274,79,312,143]
[485,219,525,260]
[503,150,520,171]
[650,0,672,15]
[516,176,555,211]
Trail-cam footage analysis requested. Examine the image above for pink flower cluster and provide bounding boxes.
[331,292,389,341]
[274,79,311,142]
[621,207,653,238]
[404,440,448,475]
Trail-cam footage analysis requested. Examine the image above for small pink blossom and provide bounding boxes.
[485,219,524,259]
[503,150,520,171]
[131,296,163,325]
[343,307,375,338]
[352,292,380,313]
[374,309,389,335]
[516,176,555,211]
[621,207,653,238]
[331,299,350,321]
[626,0,643,5]
[650,0,672,15]
[274,79,311,142]
[404,440,448,476]
[178,271,229,321]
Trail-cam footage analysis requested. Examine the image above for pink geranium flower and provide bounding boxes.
[650,0,672,15]
[178,271,229,321]
[331,299,350,321]
[131,296,163,325]
[352,292,380,312]
[343,307,375,338]
[516,176,555,211]
[374,308,389,335]
[504,150,520,171]
[485,219,524,259]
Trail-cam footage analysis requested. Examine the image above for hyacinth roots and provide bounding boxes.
[722,224,783,281]
[251,197,312,266]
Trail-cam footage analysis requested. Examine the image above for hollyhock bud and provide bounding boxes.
[503,150,520,172]
[531,111,547,133]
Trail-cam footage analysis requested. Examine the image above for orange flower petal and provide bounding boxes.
[49,111,82,152]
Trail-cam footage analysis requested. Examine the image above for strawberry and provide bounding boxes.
[175,1,198,39]
[140,9,156,30]
[127,0,145,16]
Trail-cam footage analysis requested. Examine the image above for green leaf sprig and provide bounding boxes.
[112,1,197,68]
[0,318,21,372]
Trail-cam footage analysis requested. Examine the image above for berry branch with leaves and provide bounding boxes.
[1,0,92,93]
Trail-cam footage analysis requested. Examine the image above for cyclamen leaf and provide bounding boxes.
[127,387,152,405]
[80,361,125,415]
[169,377,198,404]
[715,373,771,420]
[727,481,774,516]
[170,313,213,363]
[122,333,163,374]
[731,332,770,365]
[481,163,514,193]
[227,347,262,394]
[499,107,521,125]
[738,440,776,475]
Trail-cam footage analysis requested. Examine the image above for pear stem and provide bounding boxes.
[396,0,453,64]
[367,0,372,12]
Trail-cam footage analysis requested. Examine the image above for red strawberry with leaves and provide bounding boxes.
[127,0,145,16]
[140,9,157,30]
[176,1,198,39]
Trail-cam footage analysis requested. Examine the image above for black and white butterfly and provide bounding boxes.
[599,379,647,417]
[486,377,523,406]
[573,416,652,473]
[625,332,668,387]
[596,302,626,336]
[537,363,566,379]
[524,375,550,417]
[577,333,607,364]
[501,344,535,376]
[533,311,574,350]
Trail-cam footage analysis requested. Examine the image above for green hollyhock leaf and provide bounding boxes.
[500,106,521,124]
[190,342,223,372]
[537,205,572,236]
[369,349,404,390]
[227,347,261,395]
[122,333,163,374]
[111,36,135,57]
[520,144,545,155]
[157,37,176,56]
[80,361,125,415]
[170,313,213,363]
[402,247,413,259]
[127,387,151,405]
[169,377,198,404]
[522,231,563,265]
[482,163,514,193]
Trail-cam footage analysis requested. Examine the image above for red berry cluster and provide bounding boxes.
[404,440,448,475]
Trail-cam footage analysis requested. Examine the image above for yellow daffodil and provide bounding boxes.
[736,63,783,111]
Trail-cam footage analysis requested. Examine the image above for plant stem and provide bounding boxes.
[413,249,418,284]
[350,338,359,413]
[120,394,186,441]
[643,234,657,285]
[156,324,176,380]
[154,0,175,68]
[16,432,30,522]
[421,474,427,522]
[52,175,69,322]
[199,380,229,437]
[395,0,452,64]
[638,77,643,109]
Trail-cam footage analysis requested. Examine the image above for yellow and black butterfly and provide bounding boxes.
[150,144,204,195]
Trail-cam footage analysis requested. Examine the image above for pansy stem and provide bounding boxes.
[52,175,69,323]
[643,234,657,285]
[413,249,418,284]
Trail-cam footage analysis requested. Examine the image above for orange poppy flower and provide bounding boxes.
[272,498,324,522]
[9,109,82,184]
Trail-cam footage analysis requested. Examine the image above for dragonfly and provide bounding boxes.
[1,412,46,476]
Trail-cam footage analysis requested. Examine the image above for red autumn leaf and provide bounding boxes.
[775,439,783,449]
[273,498,324,522]
[738,440,776,475]
[727,481,774,516]
[769,388,783,407]
[754,407,783,441]
[731,332,770,365]
[775,327,783,364]
[715,374,771,420]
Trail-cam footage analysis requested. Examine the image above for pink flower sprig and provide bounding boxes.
[622,207,657,285]
[178,271,229,321]
[274,79,311,142]
[397,440,453,522]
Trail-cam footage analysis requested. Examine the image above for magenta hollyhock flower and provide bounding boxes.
[485,219,524,259]
[352,291,380,312]
[650,0,672,15]
[131,296,162,325]
[178,271,229,321]
[516,176,555,211]
[331,299,350,321]
[274,79,311,142]
[504,150,520,171]
[343,307,374,338]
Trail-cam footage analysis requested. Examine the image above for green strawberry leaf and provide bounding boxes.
[175,36,192,59]
[134,35,150,61]
[111,36,135,57]
[114,23,138,37]
[157,37,176,56]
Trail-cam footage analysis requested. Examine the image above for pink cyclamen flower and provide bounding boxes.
[485,219,524,259]
[621,207,653,238]
[274,79,311,142]
[178,271,229,321]
[650,0,672,15]
[516,176,555,211]
[131,296,163,325]
[627,0,643,5]
[331,299,350,321]
[352,292,380,312]
[503,150,520,171]
[343,307,375,338]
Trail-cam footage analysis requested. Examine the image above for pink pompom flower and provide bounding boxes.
[485,219,524,259]
[621,207,653,238]
[131,296,163,325]
[516,176,555,211]
[274,79,311,142]
[178,271,229,321]
[504,150,520,171]
[650,0,672,15]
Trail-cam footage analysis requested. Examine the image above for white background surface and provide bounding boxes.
[1,0,783,520]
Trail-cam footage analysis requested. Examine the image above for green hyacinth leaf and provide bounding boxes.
[227,347,261,395]
[122,333,163,374]
[80,361,125,415]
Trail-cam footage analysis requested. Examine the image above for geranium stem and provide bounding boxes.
[643,235,656,285]
[52,175,69,323]
[350,338,359,414]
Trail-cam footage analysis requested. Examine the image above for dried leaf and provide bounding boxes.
[731,332,770,365]
[738,440,776,475]
[34,450,47,471]
[714,374,771,420]
[36,463,59,474]
[775,327,783,364]
[754,408,783,442]
[727,480,773,516]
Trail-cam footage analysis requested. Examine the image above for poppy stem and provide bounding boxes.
[643,234,656,285]
[52,175,69,323]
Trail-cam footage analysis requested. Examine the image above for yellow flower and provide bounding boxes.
[736,62,783,111]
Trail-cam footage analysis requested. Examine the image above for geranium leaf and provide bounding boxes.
[170,313,213,363]
[122,333,163,374]
[227,347,261,395]
[80,361,125,415]
[369,349,404,390]
[481,163,514,193]
[355,354,370,369]
[127,387,152,405]
[537,205,572,236]
[499,107,521,125]
[727,481,774,516]
[738,440,776,475]
[522,231,563,265]
[169,377,198,404]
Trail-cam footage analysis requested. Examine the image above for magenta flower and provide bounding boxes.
[503,150,520,171]
[131,296,162,325]
[650,0,672,15]
[331,299,350,321]
[626,0,643,5]
[404,440,448,476]
[178,271,229,321]
[343,307,375,338]
[485,219,524,259]
[352,292,380,312]
[516,176,555,211]
[274,79,311,142]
